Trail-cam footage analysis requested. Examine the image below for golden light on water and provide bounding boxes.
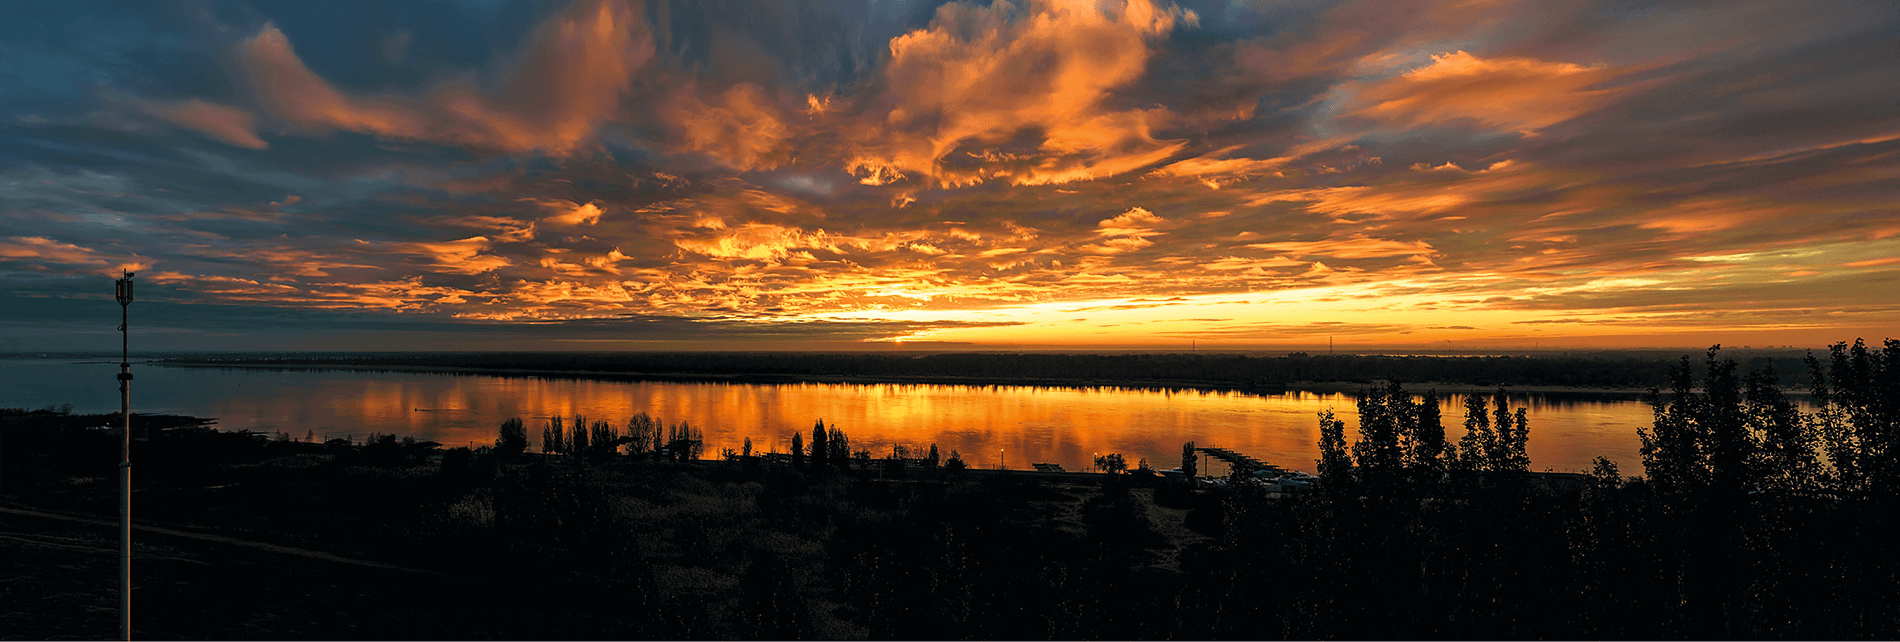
[149,366,1662,473]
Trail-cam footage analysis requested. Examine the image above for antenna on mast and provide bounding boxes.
[113,269,135,641]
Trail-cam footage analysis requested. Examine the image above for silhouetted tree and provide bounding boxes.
[569,414,589,461]
[791,431,804,469]
[1411,389,1451,481]
[927,442,940,468]
[1456,394,1495,473]
[1808,338,1900,496]
[546,416,566,456]
[1492,389,1532,473]
[1317,408,1353,492]
[588,419,615,462]
[1642,350,1755,506]
[1094,453,1127,474]
[495,417,528,462]
[625,413,659,457]
[1746,365,1816,495]
[742,437,752,458]
[829,426,851,470]
[1638,346,1769,635]
[944,449,965,471]
[1182,441,1197,480]
[810,420,829,470]
[666,421,703,460]
[1352,380,1414,494]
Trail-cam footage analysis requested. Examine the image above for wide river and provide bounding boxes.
[2,358,1673,474]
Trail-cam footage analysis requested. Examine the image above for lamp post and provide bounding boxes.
[114,270,133,641]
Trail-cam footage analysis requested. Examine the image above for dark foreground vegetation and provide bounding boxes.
[1,339,1893,639]
[152,348,1819,391]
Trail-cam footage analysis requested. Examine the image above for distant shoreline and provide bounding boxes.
[150,360,1695,397]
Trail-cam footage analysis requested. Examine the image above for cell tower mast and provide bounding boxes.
[114,270,134,641]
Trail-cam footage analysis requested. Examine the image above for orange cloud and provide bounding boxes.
[524,200,605,227]
[845,0,1197,187]
[1847,257,1900,268]
[1078,236,1156,255]
[667,83,790,170]
[193,245,382,278]
[1348,51,1620,134]
[0,237,146,275]
[447,216,536,242]
[1247,236,1436,259]
[387,237,511,275]
[1200,256,1306,271]
[237,0,653,155]
[141,99,268,149]
[1636,199,1797,234]
[1241,159,1569,222]
[1095,207,1168,237]
[674,223,835,261]
[1150,148,1291,188]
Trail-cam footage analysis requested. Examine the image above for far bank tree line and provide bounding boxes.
[162,349,1812,390]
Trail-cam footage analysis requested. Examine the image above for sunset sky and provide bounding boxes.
[1,0,1895,351]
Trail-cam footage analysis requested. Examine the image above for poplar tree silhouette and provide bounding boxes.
[810,420,828,470]
[1317,408,1353,492]
[1411,389,1452,481]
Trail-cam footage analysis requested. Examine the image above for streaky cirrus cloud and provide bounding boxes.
[138,99,270,149]
[1345,50,1623,135]
[237,0,654,156]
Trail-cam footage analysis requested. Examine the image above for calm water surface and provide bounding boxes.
[1,358,1666,473]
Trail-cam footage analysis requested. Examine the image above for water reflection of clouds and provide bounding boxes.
[5,360,1675,473]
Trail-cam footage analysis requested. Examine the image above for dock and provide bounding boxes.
[1196,446,1285,476]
